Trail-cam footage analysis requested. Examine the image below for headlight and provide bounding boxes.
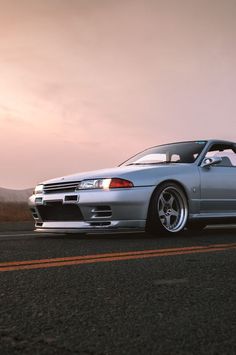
[34,184,44,194]
[77,179,111,190]
[77,178,133,190]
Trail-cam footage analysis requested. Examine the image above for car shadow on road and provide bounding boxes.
[37,226,236,241]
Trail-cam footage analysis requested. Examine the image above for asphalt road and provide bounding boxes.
[0,228,235,355]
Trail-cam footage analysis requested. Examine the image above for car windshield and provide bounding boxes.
[120,141,207,166]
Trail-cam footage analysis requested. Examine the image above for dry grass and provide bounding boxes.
[0,202,33,222]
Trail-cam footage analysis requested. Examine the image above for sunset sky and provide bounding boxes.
[0,0,236,188]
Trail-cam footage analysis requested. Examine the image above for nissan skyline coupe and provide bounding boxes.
[29,139,236,235]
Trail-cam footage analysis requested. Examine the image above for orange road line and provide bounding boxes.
[0,242,235,268]
[0,243,235,272]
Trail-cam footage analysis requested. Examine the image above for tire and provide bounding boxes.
[146,182,189,235]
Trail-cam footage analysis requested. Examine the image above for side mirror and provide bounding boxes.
[201,156,222,168]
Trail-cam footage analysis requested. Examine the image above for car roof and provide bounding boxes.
[152,139,235,147]
[206,139,235,145]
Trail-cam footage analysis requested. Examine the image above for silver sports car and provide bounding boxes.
[29,139,236,235]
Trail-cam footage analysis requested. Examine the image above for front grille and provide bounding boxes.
[43,181,80,194]
[37,202,83,221]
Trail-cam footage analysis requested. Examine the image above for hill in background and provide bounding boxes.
[0,187,33,202]
[0,187,33,222]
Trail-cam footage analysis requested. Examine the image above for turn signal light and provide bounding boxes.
[109,178,134,189]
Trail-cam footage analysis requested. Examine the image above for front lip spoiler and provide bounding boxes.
[35,228,145,234]
[34,220,146,234]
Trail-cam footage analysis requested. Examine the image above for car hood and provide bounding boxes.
[42,164,192,187]
[42,165,155,184]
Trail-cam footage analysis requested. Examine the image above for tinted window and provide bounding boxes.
[121,141,207,166]
[205,144,236,167]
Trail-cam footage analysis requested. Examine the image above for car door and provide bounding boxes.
[199,144,236,215]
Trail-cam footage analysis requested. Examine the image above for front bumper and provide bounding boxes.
[29,186,154,233]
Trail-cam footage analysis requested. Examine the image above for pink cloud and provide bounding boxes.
[0,0,236,188]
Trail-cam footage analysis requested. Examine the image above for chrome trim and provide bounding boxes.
[43,181,80,193]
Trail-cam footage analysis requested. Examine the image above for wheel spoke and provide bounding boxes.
[158,208,165,218]
[159,194,166,207]
[168,195,175,208]
[165,215,171,228]
[160,217,165,225]
[170,209,179,217]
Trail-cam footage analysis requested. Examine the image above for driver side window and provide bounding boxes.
[205,144,236,167]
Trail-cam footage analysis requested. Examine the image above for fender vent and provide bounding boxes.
[91,206,112,219]
[30,208,40,220]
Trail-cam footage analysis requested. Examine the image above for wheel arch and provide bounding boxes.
[149,179,189,204]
